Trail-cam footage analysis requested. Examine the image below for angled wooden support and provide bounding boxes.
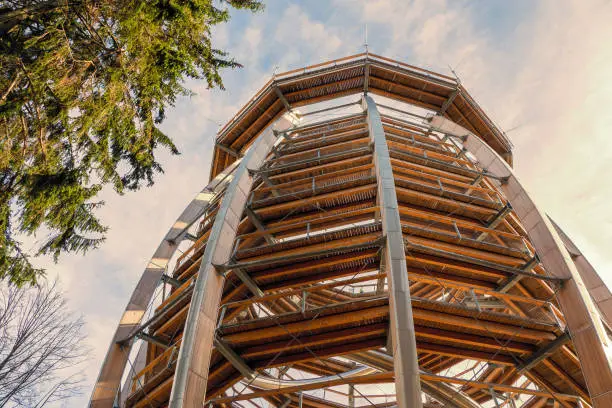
[168,114,293,408]
[137,332,170,349]
[489,387,502,408]
[274,84,292,112]
[183,232,198,242]
[486,204,513,227]
[497,275,524,294]
[215,142,243,159]
[245,206,276,244]
[233,267,265,298]
[476,203,513,241]
[89,161,240,408]
[270,144,281,159]
[521,255,540,271]
[430,114,612,408]
[420,380,480,408]
[439,88,460,115]
[161,274,182,288]
[259,173,280,197]
[552,219,612,330]
[497,255,540,293]
[278,398,292,408]
[213,337,254,380]
[362,94,423,408]
[517,332,571,373]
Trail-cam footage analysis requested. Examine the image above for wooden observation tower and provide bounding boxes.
[91,54,612,408]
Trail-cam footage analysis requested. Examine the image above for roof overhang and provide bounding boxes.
[210,53,513,179]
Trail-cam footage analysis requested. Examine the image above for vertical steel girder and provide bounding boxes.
[168,115,293,408]
[430,114,612,408]
[551,219,612,330]
[362,94,423,408]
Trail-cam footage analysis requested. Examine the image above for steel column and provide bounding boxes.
[362,94,423,408]
[168,115,293,408]
[552,219,612,329]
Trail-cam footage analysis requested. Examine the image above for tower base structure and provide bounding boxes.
[91,54,612,408]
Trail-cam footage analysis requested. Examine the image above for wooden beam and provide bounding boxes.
[216,142,243,159]
[245,207,276,244]
[420,373,582,402]
[214,337,254,380]
[439,88,459,115]
[210,372,394,403]
[274,85,291,112]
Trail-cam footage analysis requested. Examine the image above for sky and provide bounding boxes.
[31,0,612,406]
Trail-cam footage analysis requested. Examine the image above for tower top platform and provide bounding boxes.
[211,52,513,178]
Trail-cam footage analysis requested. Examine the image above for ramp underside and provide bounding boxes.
[124,111,593,408]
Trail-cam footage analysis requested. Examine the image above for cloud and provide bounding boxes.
[272,4,344,68]
[484,0,612,269]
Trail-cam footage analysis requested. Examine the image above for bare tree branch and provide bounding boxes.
[0,280,87,407]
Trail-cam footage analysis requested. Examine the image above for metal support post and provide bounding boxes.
[168,115,293,408]
[362,94,422,408]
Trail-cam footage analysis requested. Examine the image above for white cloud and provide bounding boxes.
[485,0,612,271]
[273,4,344,68]
[244,26,262,51]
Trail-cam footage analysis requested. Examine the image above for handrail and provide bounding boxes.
[130,339,181,393]
[217,53,457,142]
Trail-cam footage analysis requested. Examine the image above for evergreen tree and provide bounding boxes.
[0,0,262,285]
